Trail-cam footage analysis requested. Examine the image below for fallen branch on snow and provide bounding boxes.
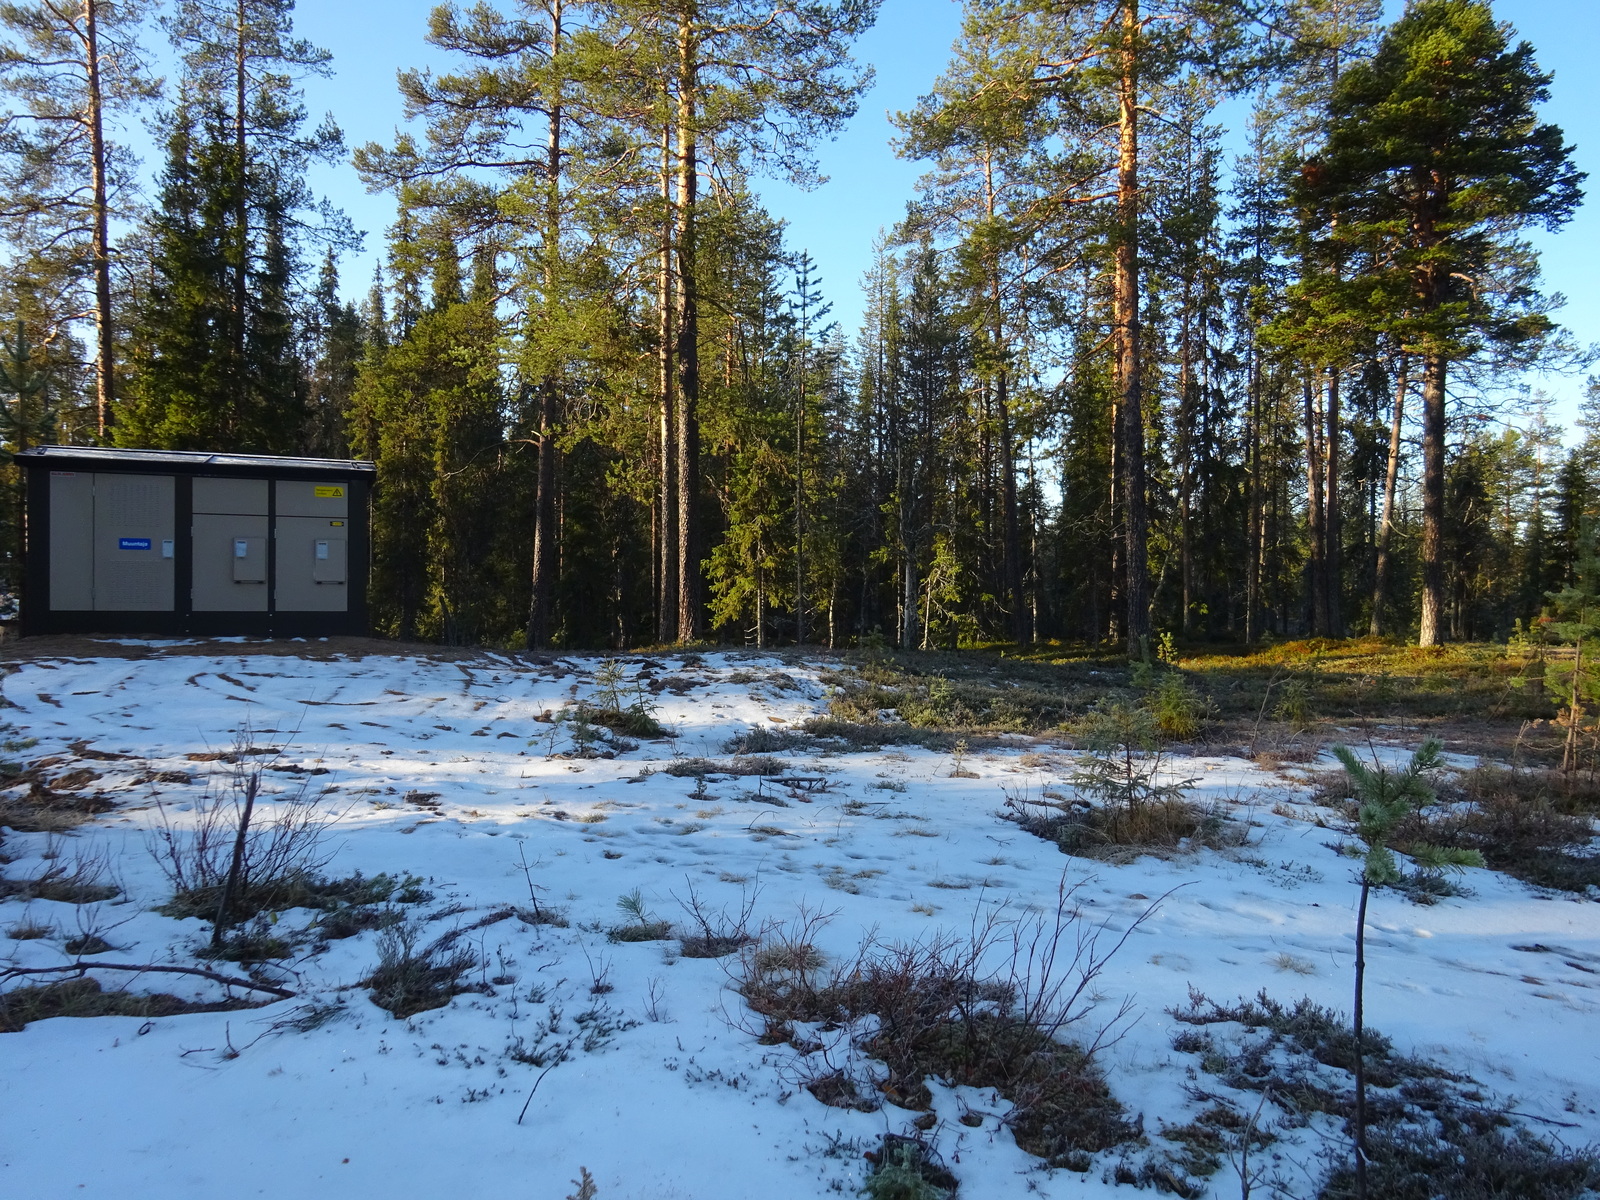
[1,961,296,999]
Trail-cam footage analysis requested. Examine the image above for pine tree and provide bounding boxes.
[1295,0,1583,647]
[0,0,158,437]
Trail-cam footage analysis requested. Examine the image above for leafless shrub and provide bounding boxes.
[672,877,758,958]
[147,732,338,927]
[733,874,1154,1169]
[0,836,119,903]
[513,843,568,926]
[642,976,668,1023]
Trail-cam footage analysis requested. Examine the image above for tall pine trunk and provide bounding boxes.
[233,0,249,412]
[1305,373,1328,635]
[1370,358,1407,636]
[1418,352,1447,646]
[674,16,700,643]
[657,122,677,645]
[527,6,565,649]
[86,0,114,438]
[1245,346,1262,643]
[1178,298,1193,635]
[795,338,806,645]
[999,367,1025,643]
[1114,0,1149,660]
[1325,367,1343,635]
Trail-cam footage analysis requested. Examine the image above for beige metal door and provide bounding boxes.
[275,516,349,612]
[93,473,174,611]
[48,471,94,610]
[192,514,268,611]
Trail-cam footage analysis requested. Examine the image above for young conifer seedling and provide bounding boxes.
[1332,738,1483,1199]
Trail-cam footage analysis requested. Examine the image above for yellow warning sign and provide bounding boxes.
[314,485,345,499]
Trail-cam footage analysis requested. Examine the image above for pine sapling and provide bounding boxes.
[1332,738,1483,1199]
[565,1167,597,1200]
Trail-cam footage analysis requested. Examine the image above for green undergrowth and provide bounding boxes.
[160,869,431,924]
[813,637,1559,753]
[862,1135,958,1199]
[1006,795,1246,861]
[365,918,486,1019]
[663,755,789,779]
[1425,766,1600,893]
[572,701,667,740]
[1315,764,1600,895]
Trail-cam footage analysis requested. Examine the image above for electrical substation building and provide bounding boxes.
[19,446,374,638]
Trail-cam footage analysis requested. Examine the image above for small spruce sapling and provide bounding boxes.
[593,660,627,711]
[1332,738,1484,1200]
[1071,702,1196,817]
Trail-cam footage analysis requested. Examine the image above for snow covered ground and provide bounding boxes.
[1,646,1597,1199]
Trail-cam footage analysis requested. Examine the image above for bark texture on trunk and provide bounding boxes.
[674,16,700,644]
[998,368,1026,643]
[1370,359,1407,636]
[1305,374,1328,636]
[1325,367,1343,635]
[1418,353,1447,647]
[1114,0,1150,660]
[233,0,249,410]
[86,0,114,438]
[1245,350,1262,643]
[656,123,676,645]
[526,4,565,649]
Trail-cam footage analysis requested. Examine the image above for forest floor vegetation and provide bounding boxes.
[0,640,1596,1199]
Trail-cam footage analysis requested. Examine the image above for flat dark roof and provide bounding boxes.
[19,445,376,476]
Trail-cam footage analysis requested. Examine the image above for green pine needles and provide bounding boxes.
[1333,737,1483,1199]
[1332,739,1484,890]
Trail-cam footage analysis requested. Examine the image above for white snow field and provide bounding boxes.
[1,646,1597,1200]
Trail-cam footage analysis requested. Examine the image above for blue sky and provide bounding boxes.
[284,0,1596,426]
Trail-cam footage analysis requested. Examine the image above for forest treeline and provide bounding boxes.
[0,0,1591,652]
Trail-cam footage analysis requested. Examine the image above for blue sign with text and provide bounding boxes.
[118,538,151,551]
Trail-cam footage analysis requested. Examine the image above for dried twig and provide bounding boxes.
[0,960,296,999]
